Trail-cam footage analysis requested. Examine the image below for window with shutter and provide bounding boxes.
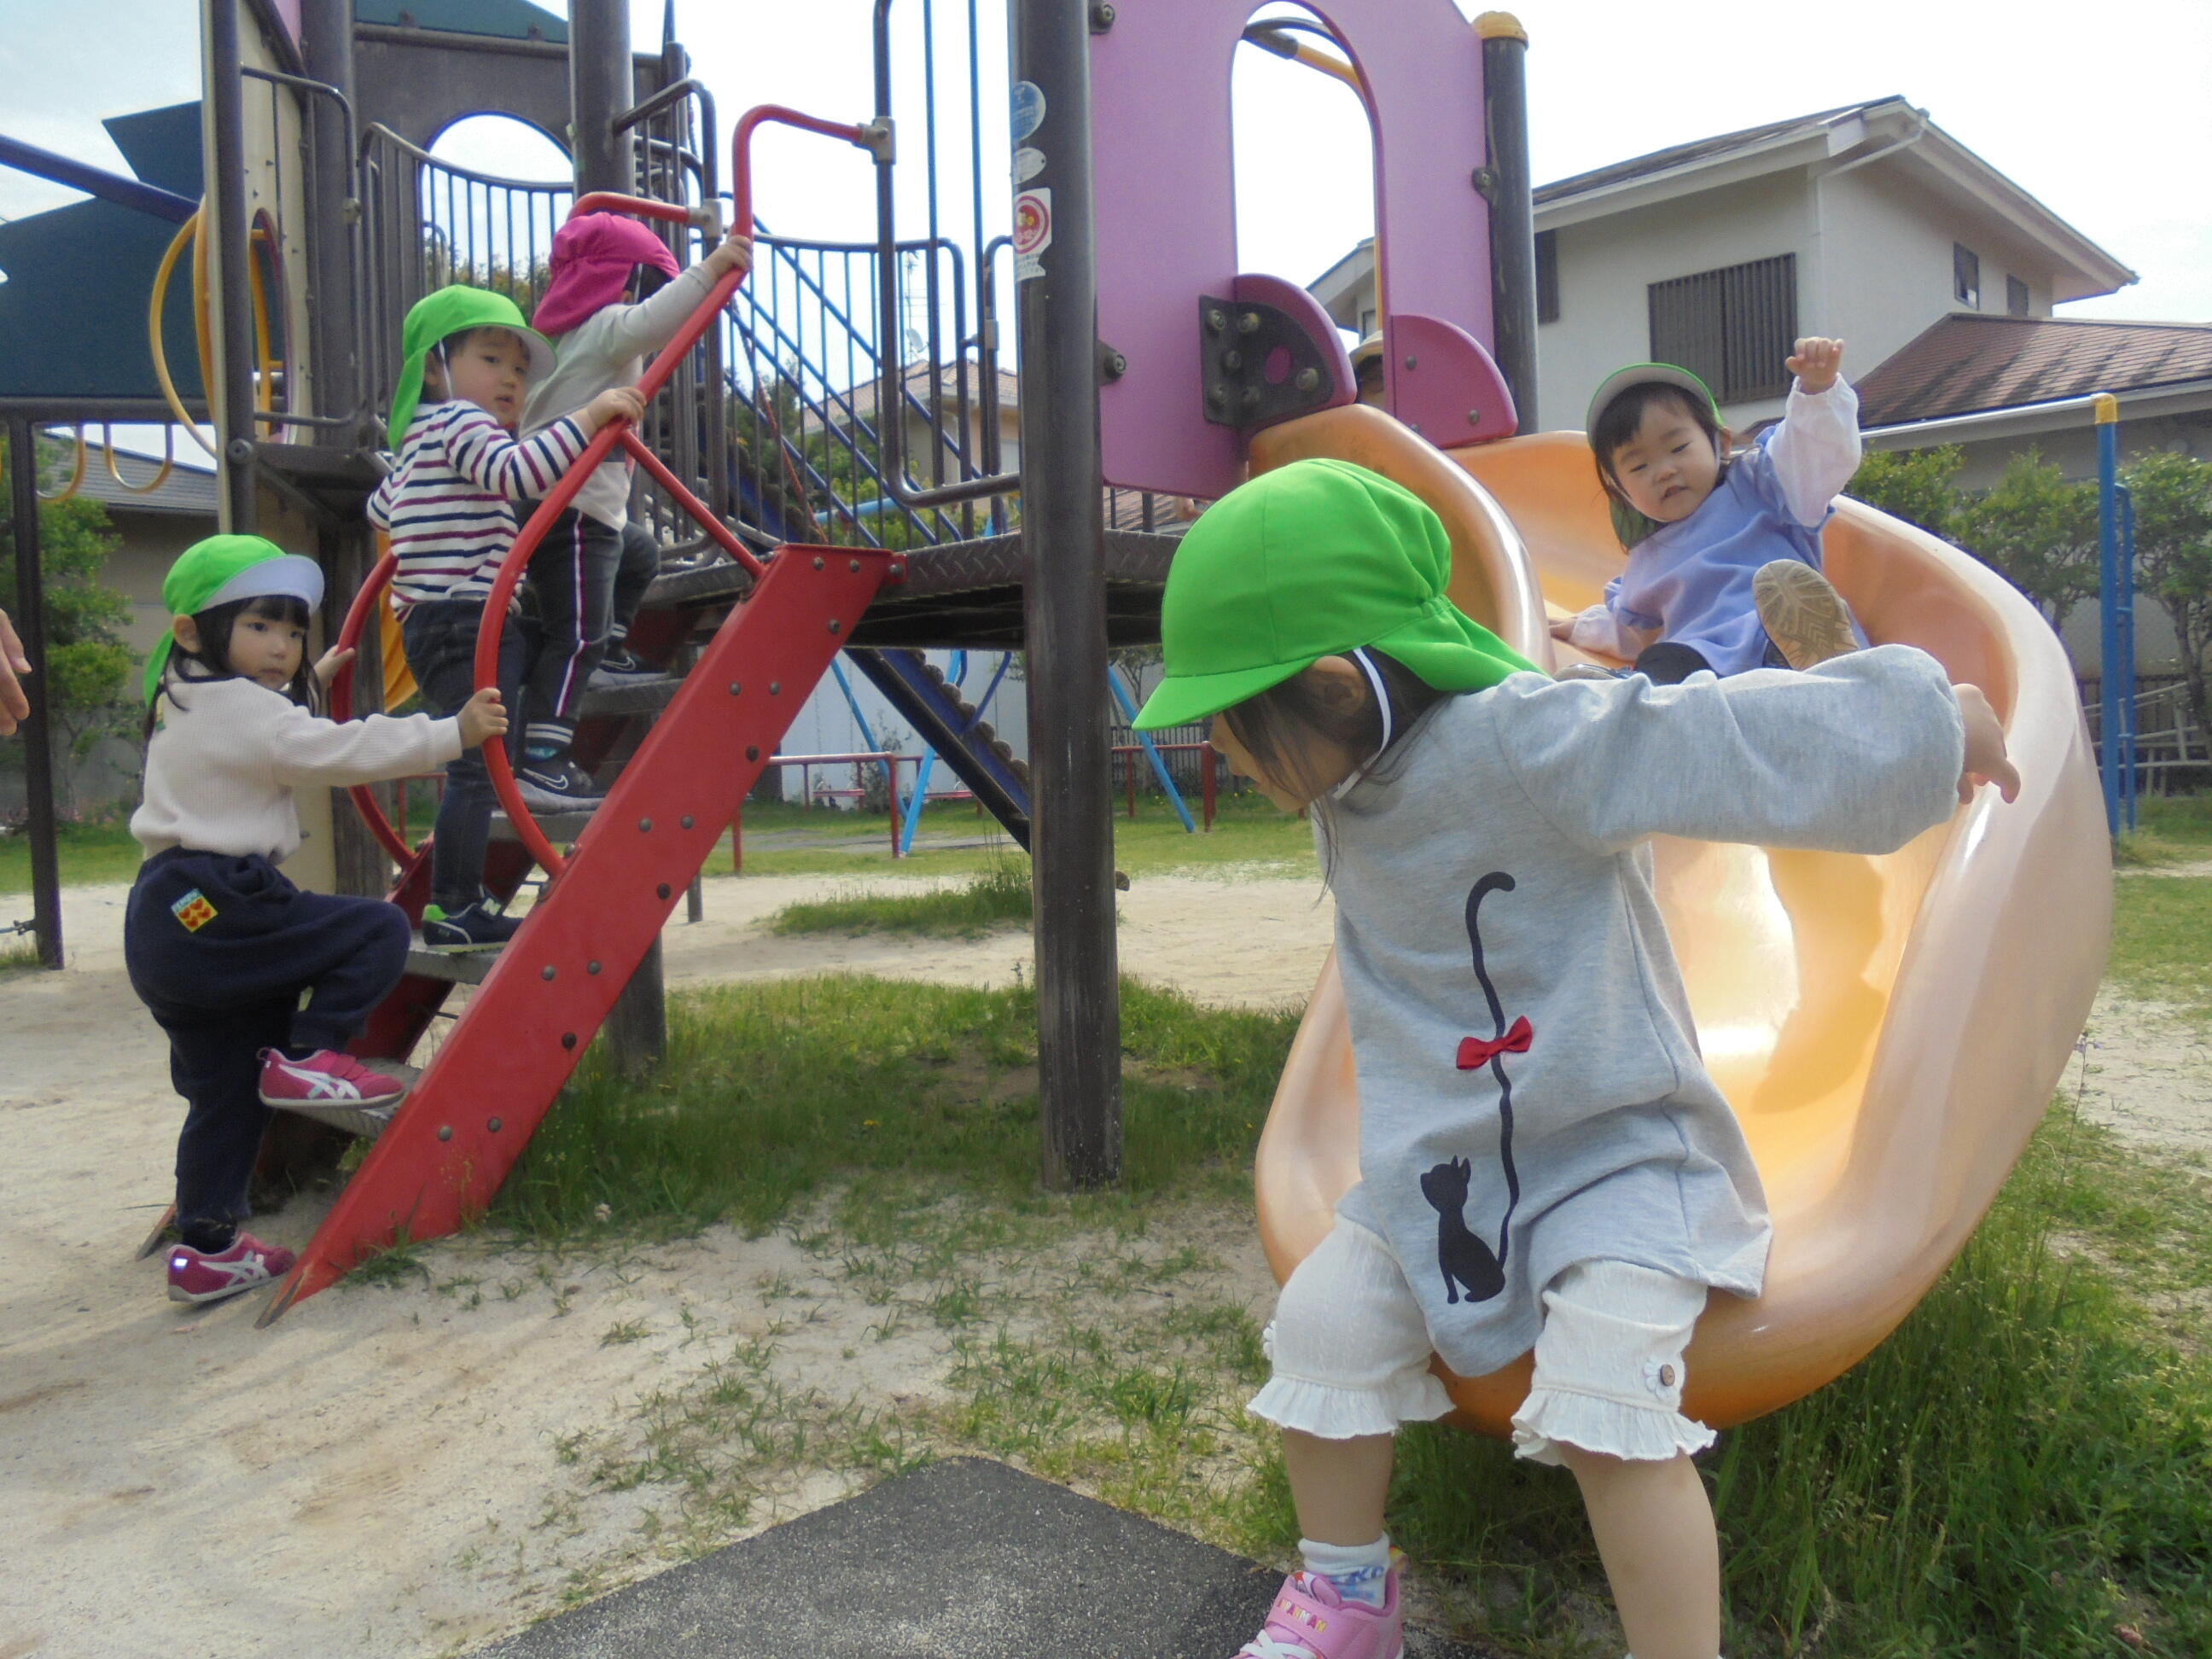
[2006,274,2030,317]
[1646,253,1796,403]
[1535,230,1559,324]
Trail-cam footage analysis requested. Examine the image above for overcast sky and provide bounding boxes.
[3,0,2206,358]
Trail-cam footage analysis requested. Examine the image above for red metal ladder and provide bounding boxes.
[260,108,893,1324]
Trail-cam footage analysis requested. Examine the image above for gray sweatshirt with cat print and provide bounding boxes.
[1327,644,1965,1379]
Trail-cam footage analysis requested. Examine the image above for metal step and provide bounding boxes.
[405,938,498,985]
[490,808,596,844]
[578,672,684,720]
[641,558,755,612]
[265,1061,421,1141]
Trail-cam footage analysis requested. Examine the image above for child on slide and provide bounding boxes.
[1132,460,2018,1659]
[128,536,508,1305]
[1555,338,1866,683]
[510,214,754,808]
[369,286,643,947]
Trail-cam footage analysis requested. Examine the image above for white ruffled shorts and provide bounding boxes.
[1247,1218,1716,1466]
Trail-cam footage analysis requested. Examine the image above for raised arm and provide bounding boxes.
[601,230,753,359]
[1767,338,1861,527]
[1496,644,1970,857]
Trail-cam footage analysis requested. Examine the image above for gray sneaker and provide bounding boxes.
[1754,561,1860,670]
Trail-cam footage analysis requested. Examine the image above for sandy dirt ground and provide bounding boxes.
[0,866,2202,1658]
[0,869,1326,1659]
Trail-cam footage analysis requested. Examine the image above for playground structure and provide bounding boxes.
[0,0,2109,1435]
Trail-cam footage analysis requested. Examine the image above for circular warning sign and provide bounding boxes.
[1013,189,1052,257]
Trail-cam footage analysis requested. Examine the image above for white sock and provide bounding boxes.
[1299,1534,1392,1609]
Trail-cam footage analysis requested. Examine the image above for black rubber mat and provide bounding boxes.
[471,1456,1499,1658]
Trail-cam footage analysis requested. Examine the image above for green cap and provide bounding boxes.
[1585,362,1720,434]
[387,284,556,448]
[144,534,325,704]
[1132,459,1539,732]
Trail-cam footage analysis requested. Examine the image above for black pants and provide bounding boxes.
[125,848,410,1241]
[517,508,659,757]
[1633,636,1791,685]
[399,599,527,911]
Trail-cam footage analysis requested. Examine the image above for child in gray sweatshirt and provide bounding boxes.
[1132,458,2018,1659]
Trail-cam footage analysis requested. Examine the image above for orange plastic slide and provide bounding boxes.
[1247,406,2112,1435]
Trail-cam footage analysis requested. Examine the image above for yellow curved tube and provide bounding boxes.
[148,210,221,460]
[148,209,286,458]
[1249,410,2111,1435]
[32,424,88,502]
[100,422,177,496]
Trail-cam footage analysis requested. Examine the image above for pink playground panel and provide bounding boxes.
[1090,0,1511,499]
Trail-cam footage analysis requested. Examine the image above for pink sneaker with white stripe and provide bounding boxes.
[1234,1568,1405,1659]
[167,1232,298,1305]
[257,1047,410,1112]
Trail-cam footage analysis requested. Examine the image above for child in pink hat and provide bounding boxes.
[509,214,752,809]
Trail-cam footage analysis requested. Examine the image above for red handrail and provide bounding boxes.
[329,549,414,864]
[470,103,881,882]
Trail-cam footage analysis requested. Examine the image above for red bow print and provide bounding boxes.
[1457,1016,1533,1071]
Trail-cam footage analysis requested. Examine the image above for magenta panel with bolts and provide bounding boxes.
[1388,312,1517,445]
[1090,0,1493,498]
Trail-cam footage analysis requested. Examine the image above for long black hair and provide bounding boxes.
[1219,647,1452,884]
[1589,381,1729,550]
[144,592,320,739]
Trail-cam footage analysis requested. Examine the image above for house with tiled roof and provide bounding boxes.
[1856,313,2212,486]
[1312,97,2212,681]
[1308,96,2138,437]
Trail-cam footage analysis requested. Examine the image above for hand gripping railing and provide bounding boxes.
[333,106,887,878]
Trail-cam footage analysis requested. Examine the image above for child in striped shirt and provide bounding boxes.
[368,284,643,950]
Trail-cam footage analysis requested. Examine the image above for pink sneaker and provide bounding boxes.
[257,1048,410,1113]
[167,1232,297,1305]
[1234,1569,1405,1659]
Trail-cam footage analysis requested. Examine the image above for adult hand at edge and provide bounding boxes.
[0,607,29,736]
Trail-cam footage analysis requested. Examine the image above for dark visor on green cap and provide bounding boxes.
[1132,459,1539,732]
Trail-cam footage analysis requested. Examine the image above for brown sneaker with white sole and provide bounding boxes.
[1754,560,1860,670]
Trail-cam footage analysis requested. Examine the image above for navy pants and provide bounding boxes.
[1633,637,1792,685]
[125,848,410,1243]
[517,507,659,756]
[399,599,526,912]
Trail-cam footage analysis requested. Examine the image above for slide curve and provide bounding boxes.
[1247,405,2111,1434]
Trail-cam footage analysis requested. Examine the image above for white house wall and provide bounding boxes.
[1818,162,2055,375]
[1537,169,1813,434]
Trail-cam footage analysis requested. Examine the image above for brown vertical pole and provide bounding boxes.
[1012,0,1121,1188]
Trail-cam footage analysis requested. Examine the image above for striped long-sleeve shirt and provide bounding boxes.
[367,400,591,612]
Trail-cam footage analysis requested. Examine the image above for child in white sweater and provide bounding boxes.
[128,536,506,1307]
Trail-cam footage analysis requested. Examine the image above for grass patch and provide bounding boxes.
[724,793,1317,883]
[489,970,2209,1656]
[2116,795,2212,868]
[2110,874,2212,1023]
[0,936,39,976]
[495,975,1297,1247]
[0,817,143,893]
[767,863,1033,940]
[2138,794,2212,847]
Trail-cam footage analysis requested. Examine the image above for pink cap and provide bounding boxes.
[533,213,684,338]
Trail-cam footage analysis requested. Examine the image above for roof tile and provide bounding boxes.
[1855,314,2212,425]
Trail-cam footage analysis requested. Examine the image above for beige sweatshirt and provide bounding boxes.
[131,677,463,864]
